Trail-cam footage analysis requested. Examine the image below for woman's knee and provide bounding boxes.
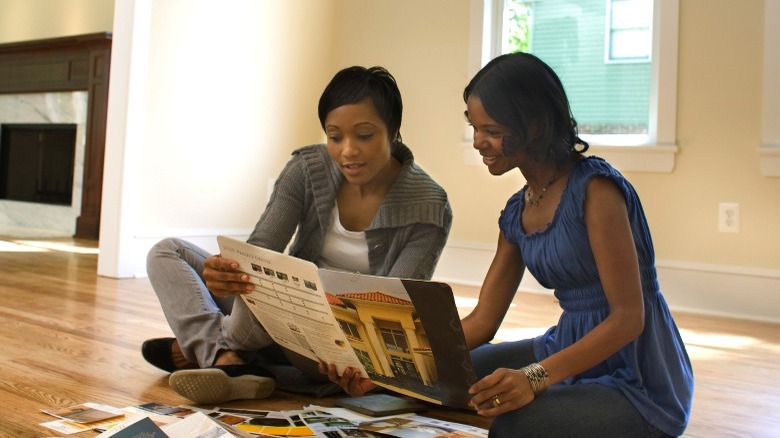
[147,237,182,270]
[488,385,649,438]
[147,237,208,277]
[471,339,537,378]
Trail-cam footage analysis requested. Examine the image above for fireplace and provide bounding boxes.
[0,92,87,235]
[0,123,77,205]
[0,33,111,238]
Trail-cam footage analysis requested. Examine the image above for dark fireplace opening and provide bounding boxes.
[0,124,77,205]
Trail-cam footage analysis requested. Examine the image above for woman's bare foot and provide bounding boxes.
[170,339,198,370]
[213,349,246,367]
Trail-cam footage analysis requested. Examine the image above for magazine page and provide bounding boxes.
[318,270,477,409]
[216,235,366,375]
[300,406,488,438]
[358,414,488,438]
[161,411,253,437]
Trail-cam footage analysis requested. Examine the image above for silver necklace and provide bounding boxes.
[525,173,557,207]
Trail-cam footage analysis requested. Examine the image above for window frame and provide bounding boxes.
[338,320,361,339]
[760,0,780,177]
[605,0,653,64]
[380,326,409,353]
[464,0,679,173]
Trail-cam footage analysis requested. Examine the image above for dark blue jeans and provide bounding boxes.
[471,340,673,438]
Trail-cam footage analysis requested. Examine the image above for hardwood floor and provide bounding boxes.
[0,236,778,437]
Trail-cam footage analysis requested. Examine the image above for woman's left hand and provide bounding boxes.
[468,367,535,417]
[319,363,377,396]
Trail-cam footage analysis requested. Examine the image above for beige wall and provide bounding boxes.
[137,0,333,232]
[329,0,780,271]
[0,0,113,43]
[1,1,777,292]
[631,0,778,269]
[330,0,526,247]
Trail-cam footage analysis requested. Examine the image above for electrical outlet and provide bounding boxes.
[718,203,740,233]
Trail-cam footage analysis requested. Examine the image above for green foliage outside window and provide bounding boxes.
[502,0,651,135]
[505,1,532,53]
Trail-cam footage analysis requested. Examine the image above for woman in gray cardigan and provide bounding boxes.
[143,66,452,404]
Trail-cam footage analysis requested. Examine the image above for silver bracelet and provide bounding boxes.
[521,362,549,396]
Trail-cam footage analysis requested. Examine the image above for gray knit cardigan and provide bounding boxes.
[247,143,452,280]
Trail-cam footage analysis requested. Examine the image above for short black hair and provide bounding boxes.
[318,66,403,143]
[464,52,588,165]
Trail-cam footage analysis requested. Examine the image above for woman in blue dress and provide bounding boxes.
[461,52,693,437]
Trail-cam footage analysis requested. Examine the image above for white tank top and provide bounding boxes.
[318,204,371,274]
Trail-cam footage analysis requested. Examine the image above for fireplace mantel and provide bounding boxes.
[0,33,112,239]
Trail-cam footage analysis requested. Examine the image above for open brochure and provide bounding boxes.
[96,411,253,438]
[217,235,477,409]
[85,402,488,438]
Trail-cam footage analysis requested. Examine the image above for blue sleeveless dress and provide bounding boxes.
[498,156,693,436]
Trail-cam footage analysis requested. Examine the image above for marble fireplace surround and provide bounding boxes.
[0,33,111,239]
[0,92,87,236]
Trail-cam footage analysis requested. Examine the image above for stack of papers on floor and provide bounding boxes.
[40,401,488,438]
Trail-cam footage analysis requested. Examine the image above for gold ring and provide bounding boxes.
[491,394,502,408]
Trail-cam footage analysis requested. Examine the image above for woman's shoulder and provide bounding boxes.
[376,144,451,230]
[393,143,448,201]
[572,155,621,178]
[404,165,446,193]
[567,156,627,195]
[291,143,328,160]
[498,189,526,234]
[274,144,341,194]
[567,156,641,213]
[288,143,340,174]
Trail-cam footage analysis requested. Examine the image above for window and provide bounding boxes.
[338,320,361,339]
[606,0,652,62]
[354,349,376,374]
[467,0,679,172]
[390,356,421,381]
[380,326,409,353]
[761,0,780,177]
[502,0,652,136]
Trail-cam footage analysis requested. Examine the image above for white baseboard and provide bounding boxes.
[98,228,253,279]
[433,241,780,324]
[113,234,780,323]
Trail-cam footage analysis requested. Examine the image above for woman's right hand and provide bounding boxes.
[202,254,255,297]
[319,363,377,397]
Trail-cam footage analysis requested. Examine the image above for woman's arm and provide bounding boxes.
[325,228,525,396]
[204,152,311,297]
[385,223,450,280]
[461,232,525,350]
[470,176,645,416]
[246,152,310,251]
[541,176,645,383]
[202,255,254,297]
[322,220,451,396]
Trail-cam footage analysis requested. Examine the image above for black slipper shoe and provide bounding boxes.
[141,337,177,373]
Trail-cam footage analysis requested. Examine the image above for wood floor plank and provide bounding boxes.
[0,236,778,437]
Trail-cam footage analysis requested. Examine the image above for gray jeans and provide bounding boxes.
[471,340,674,438]
[146,237,274,367]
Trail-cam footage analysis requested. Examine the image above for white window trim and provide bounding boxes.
[463,0,679,173]
[760,0,780,177]
[604,0,653,64]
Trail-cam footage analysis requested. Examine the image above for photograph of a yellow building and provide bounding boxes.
[327,291,441,400]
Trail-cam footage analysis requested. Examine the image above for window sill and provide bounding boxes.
[585,144,678,173]
[759,145,780,177]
